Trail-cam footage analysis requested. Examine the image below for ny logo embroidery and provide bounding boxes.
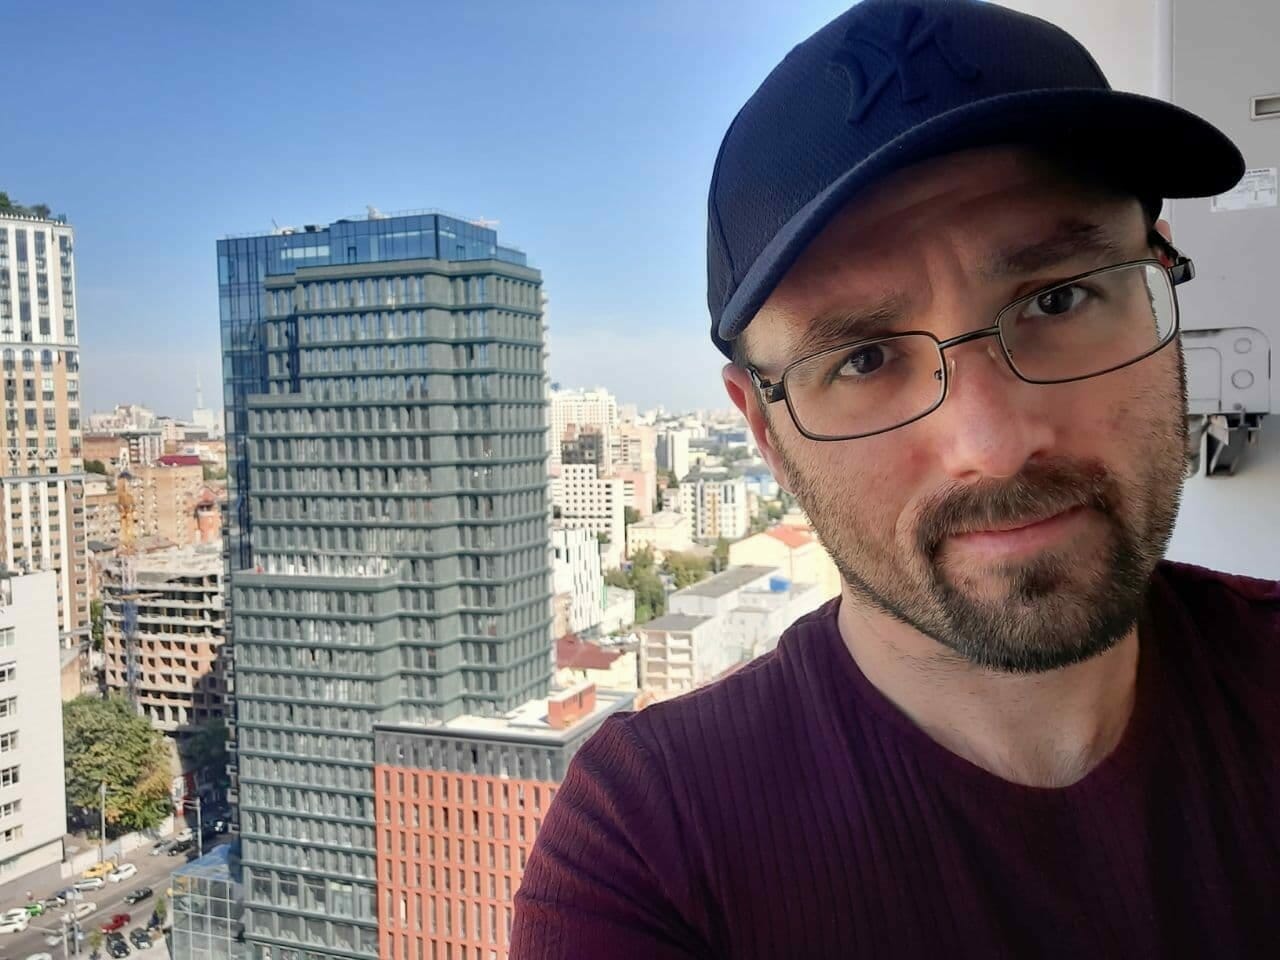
[829,5,980,124]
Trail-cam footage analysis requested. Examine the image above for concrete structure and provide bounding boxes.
[656,428,691,482]
[102,543,228,736]
[223,211,551,960]
[171,840,245,960]
[372,683,634,960]
[558,425,606,469]
[551,526,604,636]
[729,524,842,599]
[626,510,693,561]
[0,210,89,647]
[610,423,657,516]
[550,463,625,569]
[0,570,67,886]
[678,470,749,541]
[600,585,636,635]
[555,634,638,692]
[548,387,617,470]
[639,565,824,701]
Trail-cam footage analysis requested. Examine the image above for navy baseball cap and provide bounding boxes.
[707,0,1245,358]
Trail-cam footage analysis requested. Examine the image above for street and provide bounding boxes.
[0,835,231,960]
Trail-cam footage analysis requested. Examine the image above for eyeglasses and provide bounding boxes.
[747,241,1195,441]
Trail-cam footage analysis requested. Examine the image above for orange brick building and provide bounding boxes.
[373,683,633,960]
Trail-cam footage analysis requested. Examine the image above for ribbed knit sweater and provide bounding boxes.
[511,561,1280,959]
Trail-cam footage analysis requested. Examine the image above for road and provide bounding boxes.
[0,835,230,960]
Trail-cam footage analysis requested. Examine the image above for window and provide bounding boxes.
[0,629,13,649]
[0,766,18,788]
[0,825,21,843]
[0,664,13,684]
[0,699,16,719]
[0,732,16,753]
[0,800,21,819]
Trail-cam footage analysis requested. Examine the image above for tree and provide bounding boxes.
[31,203,51,220]
[0,192,11,210]
[63,696,172,835]
[713,537,730,572]
[662,552,711,590]
[606,547,666,624]
[84,459,108,475]
[202,464,227,482]
[90,599,104,651]
[88,929,104,960]
[765,501,784,523]
[623,506,641,527]
[185,720,229,791]
[152,894,167,930]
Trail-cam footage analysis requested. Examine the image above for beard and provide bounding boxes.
[773,375,1189,674]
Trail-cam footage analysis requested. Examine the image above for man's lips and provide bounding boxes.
[944,505,1089,557]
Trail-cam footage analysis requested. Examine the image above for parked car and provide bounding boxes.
[174,828,193,843]
[39,895,66,910]
[106,937,130,959]
[44,930,86,948]
[166,839,192,856]
[73,877,104,892]
[70,902,96,921]
[148,840,170,857]
[23,902,44,917]
[101,913,130,934]
[122,888,152,906]
[128,928,151,950]
[0,910,29,934]
[80,861,117,881]
[107,864,137,884]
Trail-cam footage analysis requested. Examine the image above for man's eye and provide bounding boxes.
[835,344,887,377]
[1022,284,1091,319]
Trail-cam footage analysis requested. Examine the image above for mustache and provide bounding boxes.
[916,458,1116,559]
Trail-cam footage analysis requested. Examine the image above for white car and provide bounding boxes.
[107,863,138,883]
[26,952,53,960]
[0,909,29,934]
[174,828,193,843]
[73,876,104,892]
[70,901,96,921]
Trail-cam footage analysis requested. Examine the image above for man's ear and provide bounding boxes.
[722,362,793,494]
[1154,217,1173,244]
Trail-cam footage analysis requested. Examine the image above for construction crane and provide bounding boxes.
[116,470,141,712]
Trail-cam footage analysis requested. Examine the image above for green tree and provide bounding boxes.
[765,501,784,522]
[63,696,172,835]
[88,929,104,960]
[713,537,730,572]
[662,551,711,589]
[153,894,167,929]
[31,203,51,220]
[90,599,104,651]
[185,720,229,791]
[84,459,108,475]
[202,464,227,482]
[0,192,11,210]
[623,506,640,527]
[606,547,667,624]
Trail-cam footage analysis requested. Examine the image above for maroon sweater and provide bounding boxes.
[511,562,1280,959]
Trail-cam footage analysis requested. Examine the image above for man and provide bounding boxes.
[512,1,1280,957]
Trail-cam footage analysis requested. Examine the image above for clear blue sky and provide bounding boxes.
[1,0,845,418]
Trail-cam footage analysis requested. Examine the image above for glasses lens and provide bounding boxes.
[999,262,1176,383]
[783,334,945,439]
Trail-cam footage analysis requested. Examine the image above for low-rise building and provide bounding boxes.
[373,683,635,960]
[678,470,749,541]
[555,634,638,691]
[729,524,842,599]
[627,510,693,560]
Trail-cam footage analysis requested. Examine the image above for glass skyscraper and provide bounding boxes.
[217,211,552,960]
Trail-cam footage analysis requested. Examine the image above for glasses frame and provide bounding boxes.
[747,235,1195,442]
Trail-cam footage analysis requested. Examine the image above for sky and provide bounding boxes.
[1,0,846,419]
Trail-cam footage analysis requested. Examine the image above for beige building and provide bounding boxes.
[729,524,842,599]
[0,209,89,645]
[83,462,220,551]
[627,509,693,560]
[102,543,228,737]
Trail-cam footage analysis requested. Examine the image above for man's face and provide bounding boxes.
[725,148,1188,673]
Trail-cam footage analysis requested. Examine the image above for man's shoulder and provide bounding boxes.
[613,598,842,770]
[1157,559,1280,625]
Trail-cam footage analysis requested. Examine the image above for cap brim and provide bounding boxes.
[715,88,1245,353]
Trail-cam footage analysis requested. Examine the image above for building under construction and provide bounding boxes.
[101,542,229,736]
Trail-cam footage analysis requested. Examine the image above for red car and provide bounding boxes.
[101,913,131,933]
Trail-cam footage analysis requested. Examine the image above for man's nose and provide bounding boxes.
[928,337,1057,481]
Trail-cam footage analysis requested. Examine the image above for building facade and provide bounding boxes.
[102,543,228,736]
[626,510,693,560]
[677,471,749,541]
[372,683,633,960]
[171,840,246,960]
[548,464,625,569]
[728,524,842,599]
[0,570,67,886]
[222,212,551,960]
[547,388,617,471]
[550,526,603,636]
[0,210,88,645]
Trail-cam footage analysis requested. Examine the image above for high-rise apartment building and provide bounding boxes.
[0,210,88,645]
[656,428,691,482]
[0,570,68,888]
[550,526,603,636]
[678,469,749,541]
[549,464,625,569]
[547,388,617,470]
[373,682,634,960]
[220,212,551,960]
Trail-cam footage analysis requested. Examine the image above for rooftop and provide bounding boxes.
[641,612,712,632]
[134,543,223,577]
[676,565,775,599]
[156,454,203,467]
[630,510,687,530]
[765,525,817,550]
[420,684,636,745]
[557,634,624,672]
[173,839,241,884]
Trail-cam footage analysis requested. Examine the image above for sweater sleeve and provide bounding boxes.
[510,714,712,959]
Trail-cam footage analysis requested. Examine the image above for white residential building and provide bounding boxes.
[656,428,691,481]
[639,565,826,701]
[551,463,626,569]
[0,570,67,885]
[551,525,605,635]
[627,510,693,560]
[549,387,619,469]
[678,470,749,541]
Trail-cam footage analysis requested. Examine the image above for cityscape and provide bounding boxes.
[0,181,840,960]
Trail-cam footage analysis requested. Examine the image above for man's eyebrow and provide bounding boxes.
[982,220,1123,279]
[786,296,907,363]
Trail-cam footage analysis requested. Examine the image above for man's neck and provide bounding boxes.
[835,593,1140,789]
